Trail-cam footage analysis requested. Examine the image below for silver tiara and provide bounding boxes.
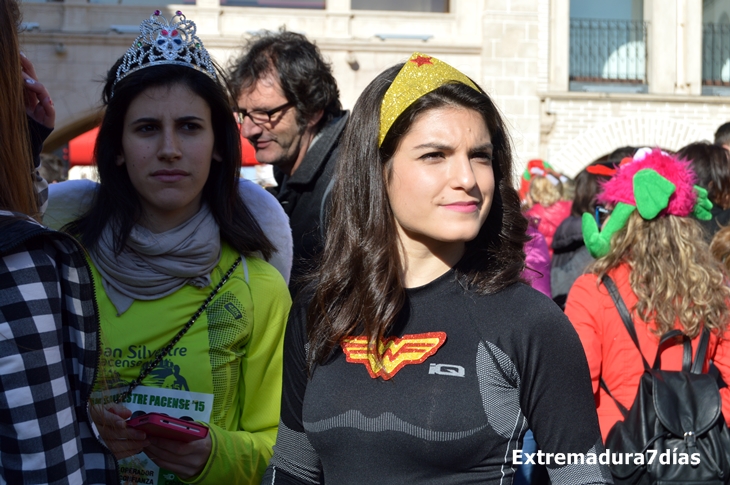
[113,10,217,92]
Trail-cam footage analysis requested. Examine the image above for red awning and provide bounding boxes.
[67,127,97,166]
[67,127,260,167]
[241,137,259,166]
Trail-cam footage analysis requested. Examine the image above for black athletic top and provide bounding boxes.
[262,271,612,484]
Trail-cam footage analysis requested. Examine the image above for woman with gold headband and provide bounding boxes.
[261,54,610,484]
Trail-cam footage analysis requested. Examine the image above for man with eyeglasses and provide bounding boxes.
[230,31,348,295]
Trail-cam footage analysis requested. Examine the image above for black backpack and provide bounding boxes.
[600,275,730,484]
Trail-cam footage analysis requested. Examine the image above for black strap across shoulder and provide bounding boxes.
[602,275,650,370]
[692,327,711,374]
[113,256,242,404]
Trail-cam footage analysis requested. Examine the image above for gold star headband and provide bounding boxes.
[379,52,480,146]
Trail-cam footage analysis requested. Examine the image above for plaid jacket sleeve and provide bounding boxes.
[0,228,117,485]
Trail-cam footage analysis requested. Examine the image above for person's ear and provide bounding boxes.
[307,109,324,129]
[116,153,125,166]
[212,150,223,163]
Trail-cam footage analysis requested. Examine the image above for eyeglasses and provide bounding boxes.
[235,101,294,126]
[595,205,611,226]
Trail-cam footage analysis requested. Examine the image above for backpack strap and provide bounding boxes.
[652,330,693,372]
[690,328,711,375]
[599,378,630,418]
[599,275,649,419]
[601,275,650,370]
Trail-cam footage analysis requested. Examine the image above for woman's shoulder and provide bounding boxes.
[472,282,567,328]
[0,215,94,325]
[221,243,289,294]
[0,212,45,254]
[469,283,585,358]
[565,265,634,319]
[238,179,293,283]
[0,211,83,263]
[44,179,98,231]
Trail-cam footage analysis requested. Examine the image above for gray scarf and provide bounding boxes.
[90,204,221,315]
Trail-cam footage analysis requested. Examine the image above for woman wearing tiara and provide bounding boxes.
[261,54,611,484]
[63,11,291,485]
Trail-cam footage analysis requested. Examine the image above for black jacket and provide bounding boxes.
[699,205,730,241]
[270,110,349,295]
[551,215,594,309]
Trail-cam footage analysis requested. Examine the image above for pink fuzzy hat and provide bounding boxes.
[596,148,698,217]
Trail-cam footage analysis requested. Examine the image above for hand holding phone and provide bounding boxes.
[126,412,208,443]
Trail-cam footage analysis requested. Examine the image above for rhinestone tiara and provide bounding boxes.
[113,10,217,93]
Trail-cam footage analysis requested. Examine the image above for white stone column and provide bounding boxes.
[326,0,350,13]
[61,1,90,32]
[679,0,703,95]
[194,0,221,37]
[548,0,569,92]
[324,0,351,39]
[645,0,678,94]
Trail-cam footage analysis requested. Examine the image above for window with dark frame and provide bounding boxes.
[702,0,730,95]
[351,0,448,13]
[569,0,647,93]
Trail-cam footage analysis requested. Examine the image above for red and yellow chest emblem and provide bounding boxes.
[341,332,446,380]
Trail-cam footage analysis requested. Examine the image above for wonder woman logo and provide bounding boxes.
[341,332,446,380]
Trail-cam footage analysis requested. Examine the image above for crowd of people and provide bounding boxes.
[3,1,730,484]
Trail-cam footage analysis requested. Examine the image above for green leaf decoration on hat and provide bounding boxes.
[693,185,713,221]
[583,202,637,259]
[633,169,676,220]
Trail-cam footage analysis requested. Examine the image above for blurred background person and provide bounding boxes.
[714,121,730,152]
[677,141,730,239]
[551,164,612,309]
[0,0,118,482]
[524,174,572,258]
[523,222,551,298]
[230,31,347,296]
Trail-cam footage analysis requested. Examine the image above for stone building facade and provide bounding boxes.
[18,0,730,177]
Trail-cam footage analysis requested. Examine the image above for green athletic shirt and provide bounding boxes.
[90,243,291,485]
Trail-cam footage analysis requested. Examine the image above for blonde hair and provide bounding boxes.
[0,0,37,217]
[529,175,562,206]
[711,225,730,274]
[589,211,730,338]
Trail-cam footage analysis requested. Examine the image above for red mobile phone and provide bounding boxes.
[126,412,208,442]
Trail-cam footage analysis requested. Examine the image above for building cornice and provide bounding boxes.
[19,31,481,55]
[539,90,730,104]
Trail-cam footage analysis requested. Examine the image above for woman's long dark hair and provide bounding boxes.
[306,64,528,368]
[677,141,730,209]
[66,59,273,259]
